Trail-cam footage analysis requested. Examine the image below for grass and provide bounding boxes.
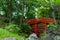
[0,28,26,40]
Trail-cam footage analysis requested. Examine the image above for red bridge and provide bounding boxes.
[28,18,54,36]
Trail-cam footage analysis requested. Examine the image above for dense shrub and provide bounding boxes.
[20,24,31,35]
[0,28,25,40]
[5,23,21,34]
[48,23,57,31]
[5,23,31,36]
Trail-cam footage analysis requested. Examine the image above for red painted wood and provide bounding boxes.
[28,18,54,35]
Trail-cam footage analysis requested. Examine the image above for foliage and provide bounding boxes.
[40,32,46,40]
[5,23,31,36]
[0,0,60,23]
[20,24,31,35]
[5,23,20,34]
[0,0,60,39]
[48,23,57,31]
[0,28,25,40]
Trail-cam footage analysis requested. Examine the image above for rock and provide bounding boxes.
[54,35,60,40]
[2,37,16,40]
[26,33,39,40]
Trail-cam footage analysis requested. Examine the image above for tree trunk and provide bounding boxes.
[51,5,57,25]
[20,0,24,24]
[8,0,12,23]
[52,12,57,25]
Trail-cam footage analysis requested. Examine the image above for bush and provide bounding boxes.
[48,23,57,31]
[5,23,31,36]
[0,28,26,40]
[20,24,31,35]
[5,23,21,34]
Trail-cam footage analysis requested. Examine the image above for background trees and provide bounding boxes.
[0,0,60,24]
